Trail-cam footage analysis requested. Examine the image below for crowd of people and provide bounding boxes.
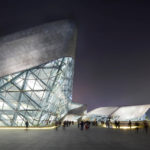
[77,120,98,130]
[55,120,75,130]
[63,121,74,127]
[54,120,99,131]
[24,119,150,134]
[78,121,90,130]
[128,120,149,134]
[101,119,149,134]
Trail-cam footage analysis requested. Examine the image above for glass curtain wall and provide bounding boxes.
[0,57,74,126]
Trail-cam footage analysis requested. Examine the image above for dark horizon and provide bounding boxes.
[1,0,150,111]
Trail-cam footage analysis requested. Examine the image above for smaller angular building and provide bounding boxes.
[85,104,150,122]
[63,102,87,122]
[111,104,150,121]
[68,102,87,116]
[0,20,77,127]
[83,107,118,121]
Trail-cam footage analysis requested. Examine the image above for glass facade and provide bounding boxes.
[0,57,74,126]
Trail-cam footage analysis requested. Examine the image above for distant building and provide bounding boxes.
[63,102,87,122]
[84,104,150,122]
[0,20,77,126]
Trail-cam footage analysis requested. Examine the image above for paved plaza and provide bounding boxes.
[0,126,149,150]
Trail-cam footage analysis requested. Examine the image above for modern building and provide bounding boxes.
[0,20,77,126]
[83,107,118,121]
[111,104,150,121]
[68,102,87,116]
[84,104,150,122]
[63,102,87,122]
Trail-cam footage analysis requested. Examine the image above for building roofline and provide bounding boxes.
[0,20,77,77]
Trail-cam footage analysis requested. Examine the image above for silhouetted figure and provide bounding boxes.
[62,121,65,130]
[114,120,117,128]
[25,120,29,128]
[101,121,104,126]
[135,122,140,134]
[67,121,69,126]
[92,121,94,126]
[128,120,132,129]
[118,121,120,128]
[106,120,110,128]
[69,121,71,126]
[85,121,90,130]
[85,122,88,130]
[94,120,97,126]
[55,121,58,130]
[143,120,149,134]
[88,121,91,129]
[78,121,80,128]
[80,121,84,130]
[59,121,61,126]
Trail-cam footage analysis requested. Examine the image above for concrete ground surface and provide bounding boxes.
[0,126,149,150]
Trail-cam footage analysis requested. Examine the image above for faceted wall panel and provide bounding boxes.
[85,105,150,121]
[0,57,74,126]
[0,20,76,78]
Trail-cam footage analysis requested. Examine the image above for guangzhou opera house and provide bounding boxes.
[0,20,77,127]
[84,104,150,122]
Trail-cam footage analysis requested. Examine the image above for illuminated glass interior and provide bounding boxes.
[0,57,74,126]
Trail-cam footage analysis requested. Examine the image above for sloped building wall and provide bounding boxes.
[0,20,77,126]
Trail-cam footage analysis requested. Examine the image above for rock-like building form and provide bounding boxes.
[85,104,150,122]
[0,20,77,126]
[63,102,87,122]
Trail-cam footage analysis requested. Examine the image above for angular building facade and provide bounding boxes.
[0,20,77,126]
[62,102,87,122]
[83,107,118,121]
[85,104,150,122]
[111,104,150,121]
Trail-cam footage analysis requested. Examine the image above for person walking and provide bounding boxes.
[128,120,132,129]
[106,120,110,128]
[118,121,120,128]
[62,121,66,130]
[114,120,118,128]
[80,121,84,130]
[25,120,29,130]
[78,121,80,128]
[135,122,140,134]
[143,120,149,134]
[55,121,58,130]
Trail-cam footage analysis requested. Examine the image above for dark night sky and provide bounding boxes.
[0,0,150,110]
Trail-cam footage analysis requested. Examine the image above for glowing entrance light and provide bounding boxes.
[101,124,138,130]
[0,126,56,130]
[112,125,137,130]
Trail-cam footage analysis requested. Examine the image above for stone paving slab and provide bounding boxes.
[0,126,149,150]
